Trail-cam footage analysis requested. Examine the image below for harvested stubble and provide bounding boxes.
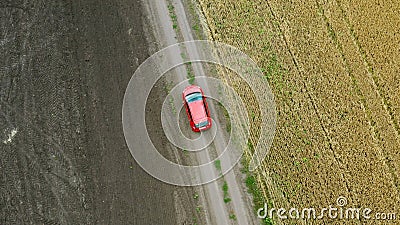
[198,0,400,224]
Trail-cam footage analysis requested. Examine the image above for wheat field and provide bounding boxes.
[197,0,400,224]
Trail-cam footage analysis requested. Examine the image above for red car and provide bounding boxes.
[182,85,212,132]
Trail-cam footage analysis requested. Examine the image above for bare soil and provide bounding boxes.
[0,0,199,224]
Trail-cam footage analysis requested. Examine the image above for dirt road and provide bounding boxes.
[123,1,257,224]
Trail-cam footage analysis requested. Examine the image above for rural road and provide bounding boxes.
[136,0,258,224]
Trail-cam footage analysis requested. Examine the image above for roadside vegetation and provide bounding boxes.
[168,2,197,85]
[167,3,179,30]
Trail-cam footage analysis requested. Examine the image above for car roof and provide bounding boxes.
[187,98,208,123]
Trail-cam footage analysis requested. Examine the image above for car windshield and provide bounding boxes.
[185,92,203,103]
[195,120,209,128]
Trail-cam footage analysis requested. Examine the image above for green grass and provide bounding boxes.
[214,159,221,171]
[180,51,195,85]
[222,181,229,192]
[163,81,173,94]
[180,52,186,60]
[222,181,231,203]
[241,150,274,225]
[192,24,200,31]
[186,0,205,39]
[167,3,179,30]
[187,69,195,84]
[193,192,199,200]
[195,206,202,213]
[223,197,231,203]
[244,173,273,225]
[163,80,177,114]
[169,97,177,114]
[217,101,231,133]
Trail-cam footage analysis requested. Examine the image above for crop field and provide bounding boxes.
[197,0,400,224]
